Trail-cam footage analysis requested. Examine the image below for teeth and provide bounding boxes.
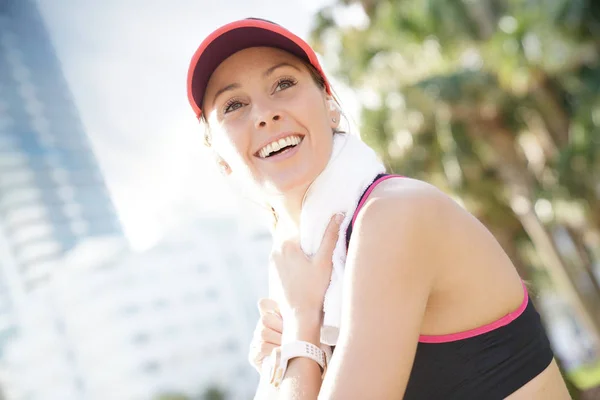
[271,141,281,153]
[259,135,302,158]
[265,143,274,155]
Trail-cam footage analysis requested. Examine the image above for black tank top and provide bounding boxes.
[344,174,554,399]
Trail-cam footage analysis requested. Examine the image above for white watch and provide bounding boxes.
[268,341,329,387]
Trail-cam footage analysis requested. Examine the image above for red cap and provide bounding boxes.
[187,18,332,119]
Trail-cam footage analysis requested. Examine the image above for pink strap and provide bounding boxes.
[419,281,529,343]
[351,174,403,228]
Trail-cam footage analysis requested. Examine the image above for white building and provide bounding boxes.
[0,0,126,363]
[1,217,271,400]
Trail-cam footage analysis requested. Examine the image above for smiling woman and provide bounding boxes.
[185,17,571,400]
[200,46,338,202]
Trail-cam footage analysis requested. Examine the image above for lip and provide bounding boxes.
[253,132,305,157]
[259,138,303,162]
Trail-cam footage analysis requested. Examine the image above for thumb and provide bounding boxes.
[257,298,280,316]
[314,213,344,266]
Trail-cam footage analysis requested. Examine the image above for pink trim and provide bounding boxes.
[351,174,403,227]
[187,19,331,118]
[419,282,529,343]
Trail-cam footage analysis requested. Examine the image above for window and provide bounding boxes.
[132,333,150,345]
[62,201,82,218]
[17,241,61,263]
[0,111,14,132]
[51,168,69,184]
[0,132,18,148]
[206,287,218,300]
[37,131,56,147]
[153,298,168,309]
[163,325,178,339]
[0,0,8,14]
[25,97,45,121]
[10,222,52,244]
[23,259,57,283]
[70,219,88,236]
[10,59,30,83]
[56,185,75,201]
[141,361,160,374]
[17,81,37,103]
[0,168,35,187]
[0,152,27,169]
[122,304,140,316]
[214,314,228,329]
[223,339,239,352]
[225,254,240,268]
[182,291,204,304]
[0,186,41,208]
[197,263,208,273]
[3,203,47,226]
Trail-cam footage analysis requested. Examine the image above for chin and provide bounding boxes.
[261,166,321,198]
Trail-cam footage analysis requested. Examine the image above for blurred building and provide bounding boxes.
[0,0,124,289]
[0,0,125,357]
[1,218,271,400]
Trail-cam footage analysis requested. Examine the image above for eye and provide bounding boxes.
[274,77,297,92]
[223,99,244,114]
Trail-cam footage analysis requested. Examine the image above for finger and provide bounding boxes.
[257,298,280,316]
[314,213,344,265]
[250,341,278,370]
[260,312,283,334]
[259,326,282,345]
[259,341,277,357]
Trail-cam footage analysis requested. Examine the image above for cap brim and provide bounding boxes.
[187,19,330,119]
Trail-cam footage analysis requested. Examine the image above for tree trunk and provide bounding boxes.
[516,208,600,344]
[565,226,600,294]
[468,118,600,344]
[529,72,571,148]
[486,221,531,282]
[461,0,496,40]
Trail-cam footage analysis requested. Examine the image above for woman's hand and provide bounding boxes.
[248,298,283,373]
[270,214,344,324]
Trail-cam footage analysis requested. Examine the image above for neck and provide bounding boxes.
[269,186,306,239]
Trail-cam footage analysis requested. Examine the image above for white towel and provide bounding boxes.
[298,133,385,345]
[255,133,385,398]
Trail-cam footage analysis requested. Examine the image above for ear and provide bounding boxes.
[327,97,341,130]
[215,156,232,176]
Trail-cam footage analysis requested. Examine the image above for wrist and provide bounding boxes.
[282,310,322,345]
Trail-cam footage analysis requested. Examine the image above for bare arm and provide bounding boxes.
[274,181,451,399]
[277,312,323,399]
[317,184,447,399]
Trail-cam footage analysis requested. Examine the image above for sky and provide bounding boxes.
[34,0,346,250]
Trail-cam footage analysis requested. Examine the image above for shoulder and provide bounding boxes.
[349,177,474,279]
[353,177,462,240]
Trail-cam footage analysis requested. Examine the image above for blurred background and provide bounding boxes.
[0,0,598,399]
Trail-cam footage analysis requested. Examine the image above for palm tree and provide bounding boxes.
[310,0,600,382]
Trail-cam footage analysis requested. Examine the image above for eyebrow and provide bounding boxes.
[211,62,301,107]
[263,62,301,78]
[212,83,242,108]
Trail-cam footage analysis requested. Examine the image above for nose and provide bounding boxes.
[257,114,281,128]
[254,102,282,129]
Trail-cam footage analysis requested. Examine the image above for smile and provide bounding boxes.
[257,135,304,159]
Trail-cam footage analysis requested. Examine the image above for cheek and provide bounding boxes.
[213,133,264,182]
[212,130,247,165]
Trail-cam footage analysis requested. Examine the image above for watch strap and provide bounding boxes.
[269,341,328,387]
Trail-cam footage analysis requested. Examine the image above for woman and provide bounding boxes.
[186,18,571,399]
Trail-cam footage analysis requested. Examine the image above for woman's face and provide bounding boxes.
[203,46,339,201]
